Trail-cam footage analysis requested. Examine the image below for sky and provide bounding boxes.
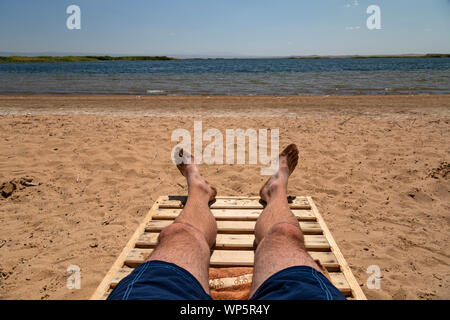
[0,0,449,57]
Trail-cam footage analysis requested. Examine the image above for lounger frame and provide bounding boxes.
[90,196,366,300]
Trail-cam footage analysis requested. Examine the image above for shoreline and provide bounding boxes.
[1,94,449,117]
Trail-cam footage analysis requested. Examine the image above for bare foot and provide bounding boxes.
[176,148,217,202]
[259,144,298,203]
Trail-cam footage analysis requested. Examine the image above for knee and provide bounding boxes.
[158,223,209,249]
[159,222,196,240]
[266,222,304,244]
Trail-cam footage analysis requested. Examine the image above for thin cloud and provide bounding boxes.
[344,0,359,8]
[345,26,361,30]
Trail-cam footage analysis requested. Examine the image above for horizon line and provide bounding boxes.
[1,52,449,60]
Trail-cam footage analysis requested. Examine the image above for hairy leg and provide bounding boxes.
[146,149,217,293]
[250,144,322,297]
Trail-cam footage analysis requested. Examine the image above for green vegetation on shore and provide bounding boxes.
[289,53,450,59]
[0,56,177,63]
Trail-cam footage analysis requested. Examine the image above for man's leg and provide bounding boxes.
[249,144,322,297]
[145,150,217,294]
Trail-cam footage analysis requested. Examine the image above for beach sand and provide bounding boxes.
[0,94,449,300]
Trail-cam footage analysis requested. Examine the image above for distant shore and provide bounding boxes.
[0,54,449,63]
[0,56,177,63]
[289,53,450,59]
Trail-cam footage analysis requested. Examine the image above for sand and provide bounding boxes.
[0,94,449,300]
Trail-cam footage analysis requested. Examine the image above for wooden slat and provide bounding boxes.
[145,220,322,235]
[125,248,340,271]
[158,196,311,209]
[124,248,151,268]
[110,267,134,288]
[110,268,131,289]
[94,195,364,300]
[152,208,316,221]
[136,232,330,251]
[329,273,352,296]
[211,250,255,267]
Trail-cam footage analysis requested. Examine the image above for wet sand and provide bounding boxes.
[0,94,449,300]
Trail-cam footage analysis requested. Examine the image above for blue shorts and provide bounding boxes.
[107,260,345,300]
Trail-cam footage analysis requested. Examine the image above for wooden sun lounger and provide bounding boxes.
[90,196,366,300]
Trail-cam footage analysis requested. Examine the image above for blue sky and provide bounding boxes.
[0,0,449,57]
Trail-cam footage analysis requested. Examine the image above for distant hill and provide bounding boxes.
[288,54,450,59]
[0,54,448,63]
[0,56,177,63]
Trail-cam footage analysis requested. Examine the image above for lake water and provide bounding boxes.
[0,58,449,95]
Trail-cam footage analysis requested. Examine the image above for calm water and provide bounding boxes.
[0,58,449,95]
